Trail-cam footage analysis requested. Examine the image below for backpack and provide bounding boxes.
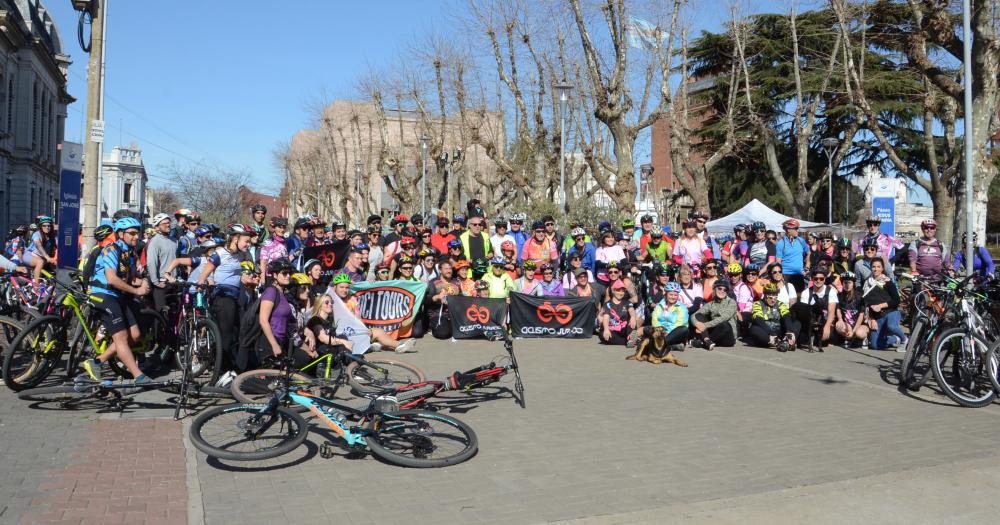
[237,288,270,371]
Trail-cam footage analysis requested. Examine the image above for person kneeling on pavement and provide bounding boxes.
[791,267,837,352]
[600,280,636,345]
[749,283,800,351]
[691,280,737,350]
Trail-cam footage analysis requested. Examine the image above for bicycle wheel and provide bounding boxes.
[987,338,1000,395]
[189,404,308,461]
[899,318,932,390]
[230,369,316,406]
[17,383,108,408]
[930,328,996,408]
[2,315,64,391]
[365,410,478,468]
[176,318,223,384]
[346,357,425,394]
[0,315,24,353]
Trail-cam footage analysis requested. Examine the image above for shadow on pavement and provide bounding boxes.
[205,438,320,472]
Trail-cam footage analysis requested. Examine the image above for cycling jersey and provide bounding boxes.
[90,240,136,298]
[775,236,809,275]
[208,247,248,298]
[177,231,199,257]
[644,241,671,263]
[522,237,558,266]
[4,237,24,261]
[673,236,709,265]
[652,300,688,332]
[908,238,949,277]
[480,272,514,298]
[747,241,774,266]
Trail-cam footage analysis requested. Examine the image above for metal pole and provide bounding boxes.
[827,154,833,226]
[844,181,849,236]
[421,143,427,218]
[962,0,974,275]
[81,0,106,247]
[559,97,567,213]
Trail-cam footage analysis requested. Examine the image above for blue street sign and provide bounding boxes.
[57,142,83,268]
[872,197,895,238]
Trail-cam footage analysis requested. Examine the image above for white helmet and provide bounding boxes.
[571,227,586,238]
[151,213,172,227]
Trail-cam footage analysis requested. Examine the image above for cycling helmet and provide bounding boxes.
[962,231,979,244]
[690,210,708,220]
[93,224,113,241]
[501,240,515,251]
[681,218,696,228]
[475,280,490,290]
[240,260,258,275]
[734,224,746,233]
[745,263,761,273]
[447,239,463,249]
[472,258,488,271]
[227,223,251,236]
[598,221,611,233]
[655,265,671,277]
[266,259,294,276]
[921,219,937,229]
[650,229,664,238]
[250,203,267,214]
[390,214,408,226]
[354,242,370,251]
[290,273,312,285]
[453,214,466,225]
[151,213,172,227]
[539,263,554,272]
[194,225,212,237]
[840,271,856,281]
[640,214,653,223]
[174,208,191,218]
[782,218,800,229]
[453,260,470,271]
[836,237,851,249]
[36,215,54,226]
[206,223,221,234]
[615,232,626,242]
[622,219,636,229]
[494,215,507,225]
[400,236,417,246]
[185,211,201,222]
[664,282,682,293]
[113,217,141,232]
[367,214,382,225]
[742,224,754,234]
[567,252,582,261]
[571,227,586,238]
[490,256,505,266]
[726,262,743,274]
[332,273,352,285]
[865,215,881,225]
[28,223,37,231]
[531,220,545,231]
[762,283,779,295]
[751,221,766,231]
[410,213,424,225]
[398,256,415,266]
[860,237,878,249]
[522,260,536,270]
[303,259,321,272]
[199,239,219,250]
[819,231,834,240]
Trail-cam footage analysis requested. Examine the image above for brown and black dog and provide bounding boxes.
[626,327,688,367]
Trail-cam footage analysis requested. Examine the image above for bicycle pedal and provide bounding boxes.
[320,441,335,459]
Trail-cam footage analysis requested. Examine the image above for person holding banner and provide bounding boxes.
[600,281,636,345]
[427,260,460,339]
[329,274,416,353]
[306,294,353,358]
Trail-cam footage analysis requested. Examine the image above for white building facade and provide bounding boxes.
[100,145,148,221]
[0,0,71,235]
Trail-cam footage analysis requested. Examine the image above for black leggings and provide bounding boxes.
[700,323,736,347]
[748,317,801,347]
[212,296,240,372]
[663,326,688,346]
[790,302,829,346]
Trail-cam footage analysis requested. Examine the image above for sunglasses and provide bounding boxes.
[865,247,877,251]
[277,270,291,276]
[470,223,483,227]
[543,271,554,275]
[703,265,717,270]
[377,270,389,274]
[574,236,584,240]
[511,221,523,225]
[534,229,544,233]
[401,244,416,249]
[813,276,826,282]
[822,239,832,243]
[922,226,936,230]
[771,270,782,275]
[322,300,332,305]
[421,233,431,237]
[545,222,554,226]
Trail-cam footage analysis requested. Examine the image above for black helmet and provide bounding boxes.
[861,237,878,249]
[836,237,851,249]
[641,214,653,223]
[865,215,881,225]
[751,221,766,231]
[93,224,113,242]
[267,259,295,275]
[367,214,382,225]
[250,203,267,214]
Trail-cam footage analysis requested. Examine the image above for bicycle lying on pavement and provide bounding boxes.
[189,356,479,468]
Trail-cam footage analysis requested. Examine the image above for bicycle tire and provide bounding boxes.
[899,318,928,390]
[2,315,64,391]
[0,315,25,353]
[346,357,425,394]
[930,327,996,408]
[176,318,223,385]
[230,369,316,406]
[189,403,308,461]
[365,410,478,468]
[17,383,103,403]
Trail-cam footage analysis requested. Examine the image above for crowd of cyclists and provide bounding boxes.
[1,196,996,387]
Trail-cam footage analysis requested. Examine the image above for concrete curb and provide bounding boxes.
[182,417,206,525]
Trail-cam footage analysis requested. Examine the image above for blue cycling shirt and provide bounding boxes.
[90,240,135,298]
[775,236,809,275]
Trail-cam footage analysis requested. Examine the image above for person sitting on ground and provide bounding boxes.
[600,280,636,346]
[646,281,689,357]
[700,259,721,301]
[481,256,515,299]
[675,263,704,313]
[691,280,738,350]
[792,267,838,352]
[835,272,869,348]
[728,262,754,336]
[306,294,352,363]
[862,257,906,350]
[568,267,605,315]
[766,263,797,306]
[454,259,477,296]
[329,273,415,353]
[744,263,764,299]
[537,263,564,296]
[749,283,799,351]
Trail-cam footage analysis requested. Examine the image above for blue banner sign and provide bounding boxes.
[57,142,83,268]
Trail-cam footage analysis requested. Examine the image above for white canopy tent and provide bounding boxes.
[705,199,827,234]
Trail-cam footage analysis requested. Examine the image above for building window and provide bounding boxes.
[123,182,132,205]
[32,84,39,151]
[6,77,13,135]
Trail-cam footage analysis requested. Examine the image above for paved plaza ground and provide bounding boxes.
[4,337,1000,524]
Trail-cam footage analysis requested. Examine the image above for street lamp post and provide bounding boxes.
[961,0,974,275]
[554,82,574,213]
[420,134,430,218]
[821,137,839,227]
[354,159,364,224]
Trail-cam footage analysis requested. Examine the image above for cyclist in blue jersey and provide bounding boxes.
[177,211,202,257]
[775,218,810,293]
[196,223,255,372]
[79,217,151,384]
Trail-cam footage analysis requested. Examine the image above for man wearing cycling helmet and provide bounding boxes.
[146,213,178,312]
[481,256,515,298]
[859,215,903,263]
[746,221,775,267]
[908,219,949,278]
[249,203,269,245]
[522,220,559,268]
[285,217,312,268]
[951,231,994,277]
[177,211,201,257]
[509,213,529,262]
[80,217,151,385]
[640,228,673,264]
[170,208,191,242]
[775,218,810,293]
[490,216,515,253]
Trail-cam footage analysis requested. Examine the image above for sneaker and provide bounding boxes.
[215,370,237,388]
[119,374,153,396]
[895,338,908,353]
[861,339,869,350]
[369,342,383,352]
[81,358,105,381]
[394,339,417,353]
[706,341,716,352]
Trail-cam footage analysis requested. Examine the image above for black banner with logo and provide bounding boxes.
[302,240,351,283]
[448,295,508,339]
[509,292,595,338]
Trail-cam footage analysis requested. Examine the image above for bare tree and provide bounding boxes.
[161,162,252,226]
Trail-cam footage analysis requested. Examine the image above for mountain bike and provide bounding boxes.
[160,281,223,385]
[190,358,477,467]
[229,347,425,406]
[899,274,957,391]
